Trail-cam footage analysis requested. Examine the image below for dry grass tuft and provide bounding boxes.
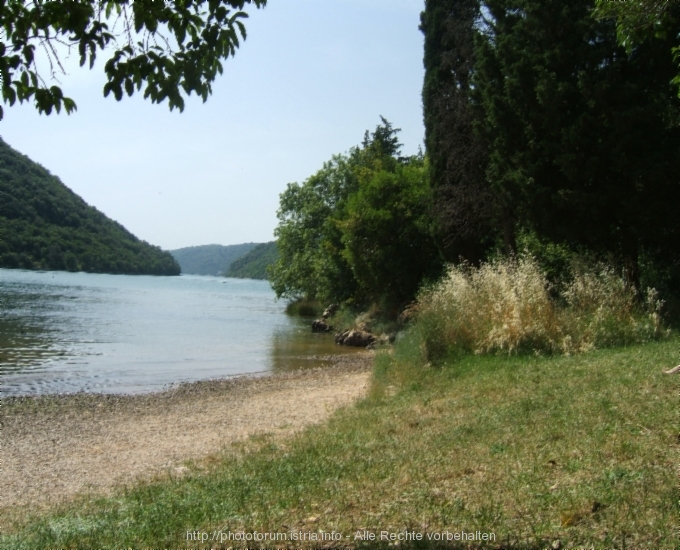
[415,257,666,360]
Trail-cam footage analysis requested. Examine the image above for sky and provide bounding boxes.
[1,0,427,251]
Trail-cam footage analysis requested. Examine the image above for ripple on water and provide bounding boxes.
[0,269,365,396]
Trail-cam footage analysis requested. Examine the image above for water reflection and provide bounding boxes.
[0,317,60,371]
[0,269,364,396]
[269,321,363,372]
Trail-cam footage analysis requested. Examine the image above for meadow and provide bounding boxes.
[3,333,677,549]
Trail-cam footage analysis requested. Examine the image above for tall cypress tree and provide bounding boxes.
[473,0,680,286]
[422,0,680,286]
[421,0,497,263]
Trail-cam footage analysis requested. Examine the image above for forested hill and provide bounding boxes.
[0,138,180,275]
[169,243,258,276]
[226,241,278,280]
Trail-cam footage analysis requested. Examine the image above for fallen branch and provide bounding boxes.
[663,365,680,374]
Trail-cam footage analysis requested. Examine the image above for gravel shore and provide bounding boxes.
[1,353,373,515]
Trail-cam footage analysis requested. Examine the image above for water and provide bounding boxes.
[0,269,360,396]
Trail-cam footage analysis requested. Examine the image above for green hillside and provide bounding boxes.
[169,243,258,276]
[226,241,278,280]
[0,138,180,275]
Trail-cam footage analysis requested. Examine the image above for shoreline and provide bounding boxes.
[2,353,374,517]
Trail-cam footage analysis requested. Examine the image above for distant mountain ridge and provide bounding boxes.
[226,241,278,280]
[0,138,180,275]
[169,243,259,276]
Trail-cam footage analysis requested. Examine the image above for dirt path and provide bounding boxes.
[1,354,372,513]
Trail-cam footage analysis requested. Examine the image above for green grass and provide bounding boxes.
[3,337,679,549]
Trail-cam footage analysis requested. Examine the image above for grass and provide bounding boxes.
[416,257,666,359]
[3,336,678,549]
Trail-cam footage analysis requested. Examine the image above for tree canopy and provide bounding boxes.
[270,118,441,314]
[422,0,680,291]
[169,243,258,275]
[420,0,496,263]
[0,0,266,119]
[226,240,277,279]
[593,0,680,94]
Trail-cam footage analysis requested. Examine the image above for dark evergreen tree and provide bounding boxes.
[421,0,498,263]
[423,0,680,289]
[594,0,680,95]
[473,0,680,287]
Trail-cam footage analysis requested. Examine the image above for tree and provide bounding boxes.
[269,153,360,303]
[473,0,680,287]
[341,155,440,312]
[423,0,680,289]
[593,0,680,95]
[0,137,181,275]
[270,118,442,313]
[0,0,266,119]
[420,0,499,263]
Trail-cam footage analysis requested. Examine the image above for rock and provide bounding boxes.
[356,321,370,332]
[311,319,333,333]
[398,302,419,323]
[338,329,375,348]
[322,304,339,319]
[354,312,373,332]
[335,330,350,344]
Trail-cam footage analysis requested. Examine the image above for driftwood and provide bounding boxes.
[663,365,680,374]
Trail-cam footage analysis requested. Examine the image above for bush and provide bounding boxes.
[285,298,323,317]
[415,257,666,361]
[328,305,402,338]
[561,264,665,352]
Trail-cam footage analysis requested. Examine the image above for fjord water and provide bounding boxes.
[0,269,359,396]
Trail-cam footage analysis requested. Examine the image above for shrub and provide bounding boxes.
[285,298,323,317]
[416,257,559,359]
[415,257,666,360]
[561,264,665,352]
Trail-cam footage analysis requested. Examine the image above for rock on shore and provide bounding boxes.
[335,329,376,348]
[312,319,333,333]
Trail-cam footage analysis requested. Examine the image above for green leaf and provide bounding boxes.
[1,0,266,117]
[3,86,17,106]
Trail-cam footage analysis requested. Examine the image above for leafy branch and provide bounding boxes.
[0,0,266,119]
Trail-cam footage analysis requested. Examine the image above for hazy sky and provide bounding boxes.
[1,0,426,250]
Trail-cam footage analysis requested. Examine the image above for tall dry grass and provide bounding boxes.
[415,257,665,360]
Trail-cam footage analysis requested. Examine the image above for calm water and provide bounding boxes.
[0,269,359,396]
